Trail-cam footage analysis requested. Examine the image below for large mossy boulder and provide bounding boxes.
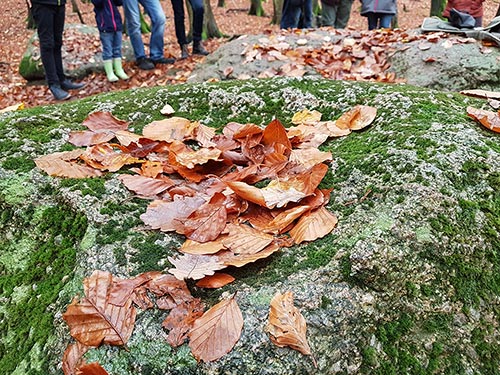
[0,78,499,375]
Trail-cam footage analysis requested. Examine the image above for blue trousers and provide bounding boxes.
[280,0,313,29]
[100,31,123,60]
[366,12,393,30]
[122,0,166,60]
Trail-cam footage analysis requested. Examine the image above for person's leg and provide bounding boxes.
[474,16,482,27]
[140,0,166,61]
[321,2,337,27]
[170,0,188,45]
[379,13,393,28]
[189,0,204,42]
[122,0,146,60]
[302,0,313,28]
[281,0,301,29]
[32,4,59,86]
[366,12,377,30]
[100,32,118,81]
[335,0,353,29]
[112,31,129,79]
[53,4,66,84]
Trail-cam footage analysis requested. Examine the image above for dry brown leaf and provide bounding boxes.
[189,294,243,362]
[162,299,205,347]
[35,150,104,178]
[289,148,332,169]
[466,106,500,133]
[262,118,292,150]
[76,362,109,375]
[264,205,311,234]
[289,206,338,244]
[195,273,236,288]
[266,291,312,357]
[179,238,227,255]
[222,223,274,254]
[168,253,227,280]
[220,242,281,267]
[82,111,129,132]
[62,341,89,375]
[62,270,136,347]
[335,105,377,130]
[183,193,228,242]
[142,117,197,141]
[118,174,175,197]
[68,130,116,147]
[461,89,500,100]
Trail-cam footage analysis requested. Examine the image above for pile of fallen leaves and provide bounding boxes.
[36,105,378,374]
[230,28,486,83]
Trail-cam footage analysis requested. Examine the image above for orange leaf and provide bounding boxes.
[68,130,115,147]
[142,117,197,142]
[220,242,281,267]
[289,148,332,169]
[266,291,312,356]
[262,118,292,150]
[82,111,129,132]
[289,206,338,244]
[76,362,109,375]
[62,270,136,347]
[336,105,377,130]
[179,238,227,255]
[183,193,228,243]
[264,204,311,234]
[189,294,243,362]
[62,341,89,375]
[291,109,322,125]
[222,223,274,254]
[195,273,235,288]
[466,106,500,133]
[169,140,222,169]
[118,174,175,197]
[35,150,103,178]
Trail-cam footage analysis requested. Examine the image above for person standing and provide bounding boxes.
[360,0,396,30]
[30,0,86,101]
[321,0,354,28]
[442,0,485,27]
[170,0,209,59]
[122,0,174,70]
[280,0,313,29]
[91,0,129,82]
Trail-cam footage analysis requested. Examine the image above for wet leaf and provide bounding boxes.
[189,294,243,362]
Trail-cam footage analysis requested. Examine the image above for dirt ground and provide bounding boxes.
[0,0,498,109]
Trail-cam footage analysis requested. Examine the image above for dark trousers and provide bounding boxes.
[170,0,204,45]
[32,3,66,86]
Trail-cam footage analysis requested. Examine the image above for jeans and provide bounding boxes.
[32,3,66,86]
[171,0,204,44]
[321,0,353,28]
[280,0,312,29]
[122,0,166,60]
[366,12,393,30]
[100,31,123,60]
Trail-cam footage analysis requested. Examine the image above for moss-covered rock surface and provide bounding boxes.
[0,78,499,374]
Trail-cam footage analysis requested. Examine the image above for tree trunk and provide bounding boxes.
[71,0,85,24]
[203,0,223,38]
[249,0,265,16]
[272,0,284,25]
[430,0,446,17]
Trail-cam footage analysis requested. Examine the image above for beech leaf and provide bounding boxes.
[335,105,377,130]
[289,206,338,244]
[35,150,103,178]
[189,294,244,362]
[62,270,136,347]
[76,362,109,375]
[162,299,205,347]
[142,117,197,142]
[222,223,274,254]
[118,174,175,197]
[195,273,235,289]
[466,106,500,133]
[266,291,312,356]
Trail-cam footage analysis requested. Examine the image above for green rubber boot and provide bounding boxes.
[113,58,129,80]
[103,60,119,82]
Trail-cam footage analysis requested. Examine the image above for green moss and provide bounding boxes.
[2,156,36,172]
[471,327,500,375]
[130,233,175,274]
[0,174,34,205]
[0,203,87,374]
[59,177,108,198]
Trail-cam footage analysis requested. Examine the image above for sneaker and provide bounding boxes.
[193,41,209,56]
[61,79,85,91]
[49,85,71,101]
[151,57,175,65]
[136,57,154,70]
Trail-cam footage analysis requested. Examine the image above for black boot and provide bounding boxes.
[180,44,190,59]
[192,40,209,56]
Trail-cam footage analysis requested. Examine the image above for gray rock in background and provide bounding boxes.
[19,23,134,81]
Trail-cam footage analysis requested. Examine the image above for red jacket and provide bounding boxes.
[443,0,484,18]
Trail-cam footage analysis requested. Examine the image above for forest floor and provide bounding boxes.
[0,0,498,109]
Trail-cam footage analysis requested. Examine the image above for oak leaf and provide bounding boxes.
[266,291,312,356]
[189,294,244,362]
[466,106,500,133]
[168,253,226,280]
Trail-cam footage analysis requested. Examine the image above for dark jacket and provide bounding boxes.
[92,0,123,32]
[360,0,397,15]
[442,0,484,19]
